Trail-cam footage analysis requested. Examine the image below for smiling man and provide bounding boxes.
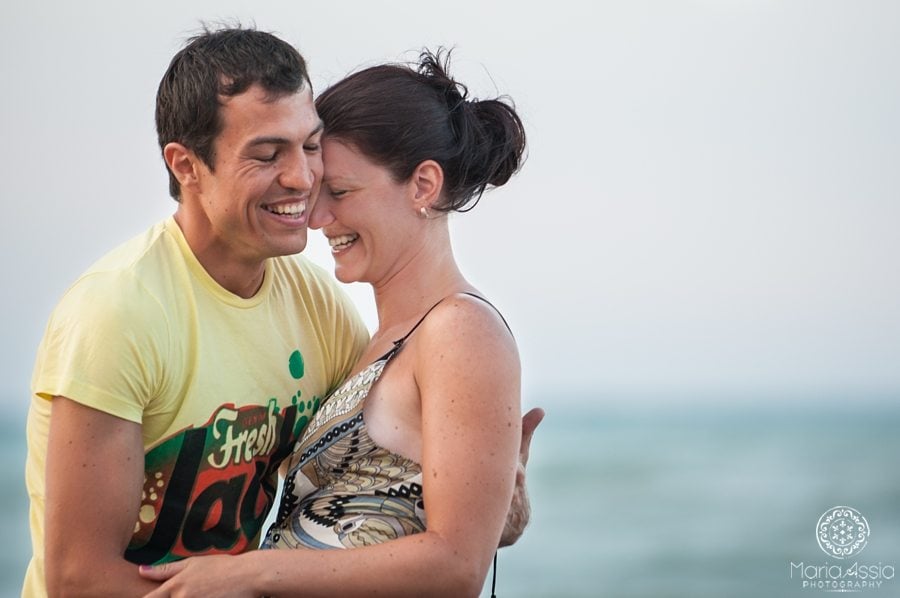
[24,28,368,597]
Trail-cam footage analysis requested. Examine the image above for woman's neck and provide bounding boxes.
[370,242,473,340]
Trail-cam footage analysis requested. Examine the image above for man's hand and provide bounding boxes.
[499,407,544,547]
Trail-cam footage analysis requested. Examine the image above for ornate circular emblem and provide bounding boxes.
[816,506,870,559]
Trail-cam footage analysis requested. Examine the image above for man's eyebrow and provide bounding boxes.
[246,121,324,148]
[246,136,290,148]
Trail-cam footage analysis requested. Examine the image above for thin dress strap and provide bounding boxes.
[457,292,513,336]
[379,292,512,362]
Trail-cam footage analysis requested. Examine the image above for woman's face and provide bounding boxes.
[310,138,419,284]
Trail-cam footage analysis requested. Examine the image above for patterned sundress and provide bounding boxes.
[262,293,509,551]
[261,315,429,549]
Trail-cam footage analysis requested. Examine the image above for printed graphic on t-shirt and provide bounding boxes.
[125,349,321,564]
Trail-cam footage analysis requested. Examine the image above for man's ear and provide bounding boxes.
[163,142,203,192]
[410,159,444,211]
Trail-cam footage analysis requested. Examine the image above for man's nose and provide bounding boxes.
[280,151,315,191]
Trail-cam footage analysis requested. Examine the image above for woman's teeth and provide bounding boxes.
[329,234,359,252]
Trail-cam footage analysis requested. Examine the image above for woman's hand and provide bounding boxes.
[138,554,259,598]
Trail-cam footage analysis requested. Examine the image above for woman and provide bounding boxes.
[140,49,529,597]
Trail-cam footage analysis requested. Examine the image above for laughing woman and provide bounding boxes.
[141,49,530,598]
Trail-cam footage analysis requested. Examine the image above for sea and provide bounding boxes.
[2,400,898,597]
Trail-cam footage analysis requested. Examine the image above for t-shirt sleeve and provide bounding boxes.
[31,271,169,423]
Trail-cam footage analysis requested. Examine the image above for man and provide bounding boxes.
[24,26,541,597]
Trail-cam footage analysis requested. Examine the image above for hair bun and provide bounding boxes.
[415,49,526,209]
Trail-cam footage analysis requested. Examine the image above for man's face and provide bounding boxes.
[188,84,323,266]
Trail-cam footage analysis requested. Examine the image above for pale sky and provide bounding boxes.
[2,0,899,411]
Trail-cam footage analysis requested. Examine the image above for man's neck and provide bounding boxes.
[173,211,267,299]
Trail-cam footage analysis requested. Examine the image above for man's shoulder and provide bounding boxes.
[268,254,364,326]
[85,219,172,277]
[270,253,340,294]
[59,220,177,313]
[272,252,327,275]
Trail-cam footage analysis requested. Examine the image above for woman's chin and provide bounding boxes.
[333,266,361,284]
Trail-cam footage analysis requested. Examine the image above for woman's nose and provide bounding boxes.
[308,190,334,230]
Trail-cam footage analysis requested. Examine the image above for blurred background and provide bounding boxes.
[2,1,898,595]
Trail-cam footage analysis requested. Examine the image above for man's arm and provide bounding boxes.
[499,407,545,547]
[44,397,159,597]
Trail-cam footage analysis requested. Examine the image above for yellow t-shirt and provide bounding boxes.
[23,217,368,597]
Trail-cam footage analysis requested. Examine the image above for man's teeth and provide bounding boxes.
[266,202,306,217]
[329,234,359,250]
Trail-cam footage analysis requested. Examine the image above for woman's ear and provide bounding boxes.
[410,160,444,210]
[163,142,202,193]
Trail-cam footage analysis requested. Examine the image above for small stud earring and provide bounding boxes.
[419,206,429,219]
